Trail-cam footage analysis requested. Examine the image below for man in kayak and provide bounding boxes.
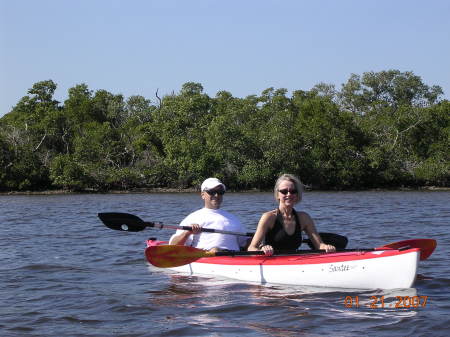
[169,178,249,252]
[248,174,336,256]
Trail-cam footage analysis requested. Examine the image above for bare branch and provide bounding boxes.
[155,88,162,109]
[34,133,47,152]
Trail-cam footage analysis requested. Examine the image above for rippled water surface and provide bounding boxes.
[1,191,449,336]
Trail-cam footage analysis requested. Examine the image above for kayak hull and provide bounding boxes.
[145,240,420,289]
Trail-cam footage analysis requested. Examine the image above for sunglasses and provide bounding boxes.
[205,189,225,196]
[278,189,298,195]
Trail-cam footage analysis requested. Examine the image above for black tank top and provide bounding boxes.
[265,209,303,250]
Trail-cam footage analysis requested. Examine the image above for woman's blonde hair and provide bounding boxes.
[273,174,304,203]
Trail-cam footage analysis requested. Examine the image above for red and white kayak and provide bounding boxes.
[145,239,420,289]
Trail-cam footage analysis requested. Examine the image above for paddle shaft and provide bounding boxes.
[132,221,347,248]
[143,221,254,236]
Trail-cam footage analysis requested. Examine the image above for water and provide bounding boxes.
[1,191,449,336]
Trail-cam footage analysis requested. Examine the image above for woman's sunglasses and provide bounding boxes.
[205,189,225,196]
[278,189,298,195]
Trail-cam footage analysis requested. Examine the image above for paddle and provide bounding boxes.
[98,212,254,235]
[146,238,437,268]
[380,239,437,261]
[146,245,363,268]
[98,212,348,249]
[145,244,388,268]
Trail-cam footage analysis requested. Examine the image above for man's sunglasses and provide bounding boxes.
[205,189,225,196]
[278,189,298,195]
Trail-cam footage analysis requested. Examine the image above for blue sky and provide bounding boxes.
[1,0,449,117]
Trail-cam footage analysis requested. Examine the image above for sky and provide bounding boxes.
[1,0,449,117]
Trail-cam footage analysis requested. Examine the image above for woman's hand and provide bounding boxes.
[260,244,274,256]
[208,247,220,253]
[319,243,336,252]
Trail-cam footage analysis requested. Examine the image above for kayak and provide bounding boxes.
[145,239,420,289]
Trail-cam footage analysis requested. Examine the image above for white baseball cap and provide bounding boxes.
[201,178,226,192]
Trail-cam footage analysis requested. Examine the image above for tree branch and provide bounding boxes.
[155,89,162,109]
[34,133,47,152]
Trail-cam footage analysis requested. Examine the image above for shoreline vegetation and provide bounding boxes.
[2,186,449,196]
[1,69,449,193]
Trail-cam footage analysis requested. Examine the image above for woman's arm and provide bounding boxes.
[248,211,275,254]
[299,212,336,252]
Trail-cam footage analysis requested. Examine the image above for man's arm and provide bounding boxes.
[168,223,201,245]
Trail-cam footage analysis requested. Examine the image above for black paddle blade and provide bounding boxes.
[322,232,348,249]
[304,232,348,249]
[98,212,147,232]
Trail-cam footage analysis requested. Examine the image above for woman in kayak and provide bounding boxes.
[248,174,336,256]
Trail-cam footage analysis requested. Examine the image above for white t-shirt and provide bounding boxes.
[170,208,248,251]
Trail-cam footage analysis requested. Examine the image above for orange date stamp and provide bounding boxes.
[344,295,429,309]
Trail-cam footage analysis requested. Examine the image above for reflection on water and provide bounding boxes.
[144,270,424,336]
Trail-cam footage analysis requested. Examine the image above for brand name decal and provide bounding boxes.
[328,264,354,272]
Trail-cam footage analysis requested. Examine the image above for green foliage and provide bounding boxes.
[409,101,450,186]
[291,92,369,188]
[50,154,91,191]
[152,82,214,187]
[0,144,50,191]
[339,70,443,114]
[1,70,448,192]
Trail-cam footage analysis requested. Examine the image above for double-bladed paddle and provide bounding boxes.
[145,245,369,268]
[98,212,349,249]
[98,212,254,235]
[146,238,437,268]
